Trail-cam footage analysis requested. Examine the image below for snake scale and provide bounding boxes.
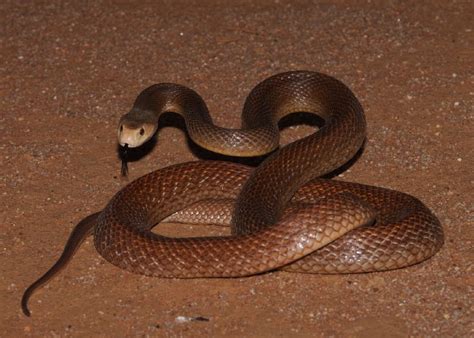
[21,71,443,316]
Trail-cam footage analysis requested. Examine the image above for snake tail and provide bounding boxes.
[21,212,101,317]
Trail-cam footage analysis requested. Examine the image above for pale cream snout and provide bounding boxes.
[117,123,156,148]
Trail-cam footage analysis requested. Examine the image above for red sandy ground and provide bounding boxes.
[1,1,472,337]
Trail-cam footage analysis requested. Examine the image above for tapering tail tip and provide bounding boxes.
[19,211,100,317]
[21,288,32,317]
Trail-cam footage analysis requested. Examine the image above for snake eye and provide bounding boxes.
[139,128,145,136]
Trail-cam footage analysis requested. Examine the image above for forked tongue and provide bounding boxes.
[120,144,129,177]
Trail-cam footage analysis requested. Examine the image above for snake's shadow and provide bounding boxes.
[117,111,364,176]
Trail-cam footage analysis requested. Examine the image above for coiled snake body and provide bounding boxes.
[21,71,443,316]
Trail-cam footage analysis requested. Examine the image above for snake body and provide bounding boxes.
[21,71,443,316]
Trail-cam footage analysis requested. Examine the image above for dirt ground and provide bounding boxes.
[1,1,472,337]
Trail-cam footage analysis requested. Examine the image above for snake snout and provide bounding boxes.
[117,122,156,148]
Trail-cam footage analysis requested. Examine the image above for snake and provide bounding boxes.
[21,71,443,316]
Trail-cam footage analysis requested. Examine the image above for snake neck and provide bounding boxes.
[123,82,280,156]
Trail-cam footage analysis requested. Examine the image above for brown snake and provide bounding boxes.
[21,71,443,316]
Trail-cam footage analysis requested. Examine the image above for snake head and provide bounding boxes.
[117,110,158,148]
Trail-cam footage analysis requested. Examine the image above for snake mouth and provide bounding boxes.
[118,140,143,148]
